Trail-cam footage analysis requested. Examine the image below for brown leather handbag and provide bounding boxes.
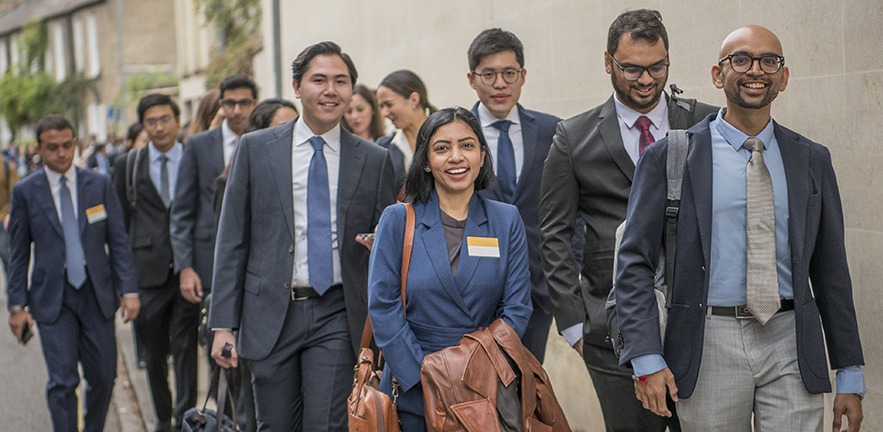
[347,203,414,432]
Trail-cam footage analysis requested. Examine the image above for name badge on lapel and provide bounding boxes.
[86,204,107,224]
[466,236,500,258]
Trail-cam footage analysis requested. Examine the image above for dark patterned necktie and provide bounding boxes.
[635,116,655,155]
[492,120,516,203]
[743,137,779,324]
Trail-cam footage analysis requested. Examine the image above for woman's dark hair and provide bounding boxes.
[341,84,385,141]
[245,98,298,133]
[126,121,144,144]
[379,70,437,115]
[187,88,221,138]
[404,107,493,204]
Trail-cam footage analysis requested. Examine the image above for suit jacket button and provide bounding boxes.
[288,245,294,253]
[284,282,290,289]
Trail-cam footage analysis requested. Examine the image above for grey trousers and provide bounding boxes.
[677,310,823,432]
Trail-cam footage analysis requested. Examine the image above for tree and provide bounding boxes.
[195,0,262,88]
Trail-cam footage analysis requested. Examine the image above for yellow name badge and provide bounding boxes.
[86,204,107,224]
[466,236,500,258]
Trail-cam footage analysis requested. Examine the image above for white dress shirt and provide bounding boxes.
[477,103,524,182]
[44,165,78,222]
[221,120,239,167]
[613,92,671,164]
[291,117,343,287]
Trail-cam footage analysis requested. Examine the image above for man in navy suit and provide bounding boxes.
[616,26,864,431]
[6,115,140,432]
[209,41,397,430]
[467,28,561,363]
[540,10,716,431]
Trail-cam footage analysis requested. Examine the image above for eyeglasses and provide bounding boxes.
[144,116,174,128]
[220,98,256,109]
[472,68,523,86]
[718,54,785,74]
[609,55,669,81]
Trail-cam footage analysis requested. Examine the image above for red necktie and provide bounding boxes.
[635,116,655,155]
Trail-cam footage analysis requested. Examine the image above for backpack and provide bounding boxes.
[605,129,689,358]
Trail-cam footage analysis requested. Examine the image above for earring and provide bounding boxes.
[424,166,431,172]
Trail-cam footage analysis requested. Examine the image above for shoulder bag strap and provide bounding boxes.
[663,130,689,308]
[358,202,416,350]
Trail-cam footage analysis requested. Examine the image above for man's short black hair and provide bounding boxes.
[607,9,668,55]
[219,74,258,100]
[35,115,75,145]
[136,93,181,124]
[467,28,525,71]
[290,41,358,87]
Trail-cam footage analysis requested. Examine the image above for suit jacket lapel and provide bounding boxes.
[137,148,165,208]
[775,123,809,265]
[599,97,636,182]
[210,128,225,172]
[264,121,295,241]
[516,105,537,199]
[686,118,715,266]
[77,168,90,234]
[421,193,472,317]
[337,128,366,238]
[453,195,486,306]
[35,172,63,237]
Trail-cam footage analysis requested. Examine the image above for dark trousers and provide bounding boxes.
[135,273,199,429]
[247,285,354,432]
[520,305,553,363]
[583,342,679,432]
[37,280,116,432]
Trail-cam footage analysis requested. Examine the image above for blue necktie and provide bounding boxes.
[307,136,333,294]
[492,120,516,203]
[60,176,87,288]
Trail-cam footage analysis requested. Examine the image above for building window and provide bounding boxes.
[53,21,67,80]
[73,16,84,73]
[86,12,100,77]
[0,42,8,75]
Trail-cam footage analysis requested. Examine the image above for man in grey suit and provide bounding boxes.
[467,28,561,363]
[209,41,397,431]
[171,75,258,306]
[617,25,864,432]
[539,9,716,431]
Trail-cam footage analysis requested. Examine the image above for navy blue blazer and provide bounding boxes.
[368,192,532,394]
[7,167,137,322]
[615,113,864,397]
[472,103,561,317]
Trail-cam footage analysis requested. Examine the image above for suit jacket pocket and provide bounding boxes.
[244,271,261,295]
[806,192,820,208]
[450,399,503,432]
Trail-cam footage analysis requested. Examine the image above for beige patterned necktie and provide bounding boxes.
[743,137,780,324]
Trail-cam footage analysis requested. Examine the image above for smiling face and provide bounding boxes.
[292,54,353,135]
[426,120,486,199]
[605,34,669,114]
[712,26,788,113]
[345,93,374,138]
[468,50,525,120]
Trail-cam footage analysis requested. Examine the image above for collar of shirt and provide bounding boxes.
[148,141,183,164]
[221,120,239,148]
[613,91,668,131]
[713,107,776,153]
[44,164,77,187]
[476,102,520,127]
[293,116,341,153]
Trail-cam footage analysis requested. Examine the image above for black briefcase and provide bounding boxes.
[181,367,238,432]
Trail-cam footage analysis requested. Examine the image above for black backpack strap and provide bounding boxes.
[663,130,689,308]
[125,148,143,210]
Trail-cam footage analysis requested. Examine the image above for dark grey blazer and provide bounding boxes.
[540,93,717,347]
[208,120,397,359]
[616,114,864,397]
[170,127,225,291]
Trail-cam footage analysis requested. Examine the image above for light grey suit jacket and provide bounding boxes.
[208,120,397,359]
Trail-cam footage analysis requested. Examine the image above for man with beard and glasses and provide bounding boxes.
[539,9,716,432]
[616,25,864,432]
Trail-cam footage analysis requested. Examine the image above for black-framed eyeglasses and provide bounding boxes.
[220,98,256,109]
[609,55,669,81]
[718,54,785,74]
[144,116,174,128]
[472,68,523,85]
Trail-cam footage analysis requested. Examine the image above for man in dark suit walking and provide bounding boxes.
[6,115,140,432]
[209,41,397,430]
[113,94,198,431]
[539,9,716,431]
[171,75,257,307]
[466,28,561,363]
[616,25,864,432]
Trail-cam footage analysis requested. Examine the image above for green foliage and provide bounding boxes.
[19,19,48,74]
[126,70,179,99]
[194,0,261,88]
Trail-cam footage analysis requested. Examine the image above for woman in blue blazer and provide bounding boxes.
[368,107,533,430]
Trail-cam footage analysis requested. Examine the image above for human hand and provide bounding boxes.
[120,296,140,322]
[634,367,678,417]
[572,337,584,359]
[833,393,863,431]
[355,234,375,251]
[8,309,33,342]
[211,330,238,368]
[179,267,203,303]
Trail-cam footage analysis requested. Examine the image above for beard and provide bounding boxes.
[725,76,780,110]
[611,74,665,112]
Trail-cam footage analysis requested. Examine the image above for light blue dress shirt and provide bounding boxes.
[148,141,183,203]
